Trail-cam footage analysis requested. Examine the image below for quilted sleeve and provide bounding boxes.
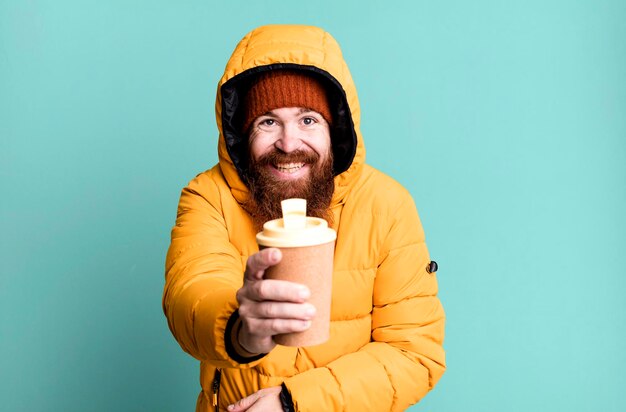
[284,191,446,411]
[162,172,264,369]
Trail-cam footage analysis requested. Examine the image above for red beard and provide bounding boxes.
[245,149,335,230]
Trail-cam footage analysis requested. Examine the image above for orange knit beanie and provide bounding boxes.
[242,70,332,132]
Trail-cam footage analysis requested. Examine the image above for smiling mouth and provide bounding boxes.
[275,162,306,173]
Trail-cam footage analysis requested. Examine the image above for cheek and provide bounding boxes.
[249,136,273,160]
[312,133,331,157]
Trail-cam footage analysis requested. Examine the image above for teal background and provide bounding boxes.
[1,0,625,410]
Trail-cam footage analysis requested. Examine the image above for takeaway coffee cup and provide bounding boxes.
[256,198,336,347]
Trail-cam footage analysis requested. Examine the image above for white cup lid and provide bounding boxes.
[256,199,337,247]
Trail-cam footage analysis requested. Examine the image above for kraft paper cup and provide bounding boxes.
[256,199,336,347]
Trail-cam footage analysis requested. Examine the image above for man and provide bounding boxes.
[164,25,445,412]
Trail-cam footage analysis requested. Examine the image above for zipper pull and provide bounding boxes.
[212,369,222,407]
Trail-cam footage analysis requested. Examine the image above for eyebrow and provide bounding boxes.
[261,108,318,117]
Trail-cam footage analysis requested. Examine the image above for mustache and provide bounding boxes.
[254,149,320,167]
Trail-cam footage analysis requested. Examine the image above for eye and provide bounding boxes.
[302,116,317,126]
[256,118,276,127]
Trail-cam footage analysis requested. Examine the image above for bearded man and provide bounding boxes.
[163,25,446,412]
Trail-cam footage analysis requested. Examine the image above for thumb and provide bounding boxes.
[244,248,281,281]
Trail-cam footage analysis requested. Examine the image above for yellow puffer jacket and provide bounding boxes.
[164,25,445,411]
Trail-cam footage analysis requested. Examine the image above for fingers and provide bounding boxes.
[236,286,314,354]
[244,248,282,281]
[244,317,312,335]
[238,311,313,353]
[243,279,310,303]
[228,387,282,412]
[239,301,316,321]
[245,387,283,411]
[227,389,261,411]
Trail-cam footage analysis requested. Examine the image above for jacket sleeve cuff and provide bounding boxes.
[224,310,267,364]
[279,383,295,412]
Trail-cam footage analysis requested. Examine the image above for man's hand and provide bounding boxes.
[236,248,316,354]
[227,386,282,411]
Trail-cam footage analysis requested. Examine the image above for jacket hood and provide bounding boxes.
[215,25,366,206]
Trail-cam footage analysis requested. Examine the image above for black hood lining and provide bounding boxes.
[220,63,357,184]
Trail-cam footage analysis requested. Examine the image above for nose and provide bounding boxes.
[275,123,302,153]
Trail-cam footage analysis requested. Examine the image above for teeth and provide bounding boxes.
[276,163,305,173]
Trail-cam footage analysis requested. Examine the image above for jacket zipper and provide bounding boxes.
[212,368,222,412]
